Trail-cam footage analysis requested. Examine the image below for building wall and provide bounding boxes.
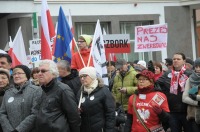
[165,6,193,58]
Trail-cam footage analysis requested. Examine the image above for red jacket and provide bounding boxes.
[127,92,169,132]
[71,48,94,71]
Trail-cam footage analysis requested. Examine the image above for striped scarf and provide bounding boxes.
[170,65,188,95]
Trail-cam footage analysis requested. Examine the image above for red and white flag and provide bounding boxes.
[41,0,56,60]
[103,28,117,62]
[8,27,27,67]
[68,10,76,55]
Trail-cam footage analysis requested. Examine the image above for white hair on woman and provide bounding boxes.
[39,60,59,77]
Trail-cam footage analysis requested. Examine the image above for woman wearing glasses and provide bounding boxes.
[77,67,115,132]
[71,35,93,71]
[125,70,170,132]
[0,68,10,105]
[0,65,42,132]
[0,68,10,132]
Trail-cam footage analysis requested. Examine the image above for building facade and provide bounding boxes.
[0,0,200,62]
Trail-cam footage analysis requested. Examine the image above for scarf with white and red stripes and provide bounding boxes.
[170,65,188,95]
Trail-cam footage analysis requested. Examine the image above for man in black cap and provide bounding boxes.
[165,58,173,70]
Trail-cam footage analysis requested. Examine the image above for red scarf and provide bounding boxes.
[170,65,188,95]
[137,84,154,94]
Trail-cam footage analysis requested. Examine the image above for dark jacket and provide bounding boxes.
[156,69,192,113]
[0,85,9,132]
[108,70,117,91]
[35,79,80,132]
[77,80,115,132]
[0,85,9,106]
[61,69,81,96]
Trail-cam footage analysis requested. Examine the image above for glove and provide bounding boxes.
[152,105,162,115]
[189,94,197,100]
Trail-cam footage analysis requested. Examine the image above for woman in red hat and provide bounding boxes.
[125,70,170,132]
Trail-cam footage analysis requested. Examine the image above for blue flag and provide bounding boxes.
[54,7,73,63]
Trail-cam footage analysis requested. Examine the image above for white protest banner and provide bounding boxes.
[29,39,41,63]
[134,24,168,52]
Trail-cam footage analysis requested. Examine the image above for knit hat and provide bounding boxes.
[186,57,194,66]
[137,60,146,68]
[79,35,92,46]
[136,70,155,82]
[134,66,142,72]
[0,68,10,79]
[14,65,31,80]
[79,67,97,80]
[194,58,200,67]
[115,59,127,69]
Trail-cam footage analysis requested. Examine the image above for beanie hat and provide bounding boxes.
[79,67,97,80]
[14,65,31,80]
[0,68,10,79]
[137,60,146,68]
[186,57,194,66]
[136,70,155,82]
[194,58,200,67]
[79,35,92,46]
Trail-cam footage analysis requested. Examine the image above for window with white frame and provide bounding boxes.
[75,22,110,40]
[120,21,153,63]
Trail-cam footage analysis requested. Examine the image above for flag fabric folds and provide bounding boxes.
[54,7,73,63]
[40,0,56,60]
[68,10,76,56]
[88,20,108,85]
[8,27,27,67]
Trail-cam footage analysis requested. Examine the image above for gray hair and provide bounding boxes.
[39,60,59,77]
[57,60,71,72]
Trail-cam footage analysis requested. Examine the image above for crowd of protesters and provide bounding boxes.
[0,35,199,132]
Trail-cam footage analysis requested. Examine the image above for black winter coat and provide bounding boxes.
[156,69,192,112]
[35,79,81,132]
[77,85,115,132]
[61,69,81,96]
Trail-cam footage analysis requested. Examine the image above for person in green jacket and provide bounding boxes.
[112,59,138,111]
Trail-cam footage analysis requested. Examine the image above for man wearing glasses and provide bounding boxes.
[35,60,80,132]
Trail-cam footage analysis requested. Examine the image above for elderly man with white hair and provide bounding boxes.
[35,60,80,132]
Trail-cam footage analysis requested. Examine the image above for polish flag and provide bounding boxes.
[68,10,76,55]
[41,0,56,60]
[8,27,27,67]
[102,28,117,62]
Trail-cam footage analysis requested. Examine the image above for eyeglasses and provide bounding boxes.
[138,78,149,82]
[38,69,50,73]
[0,77,8,80]
[79,74,88,79]
[77,41,86,43]
[13,72,25,76]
